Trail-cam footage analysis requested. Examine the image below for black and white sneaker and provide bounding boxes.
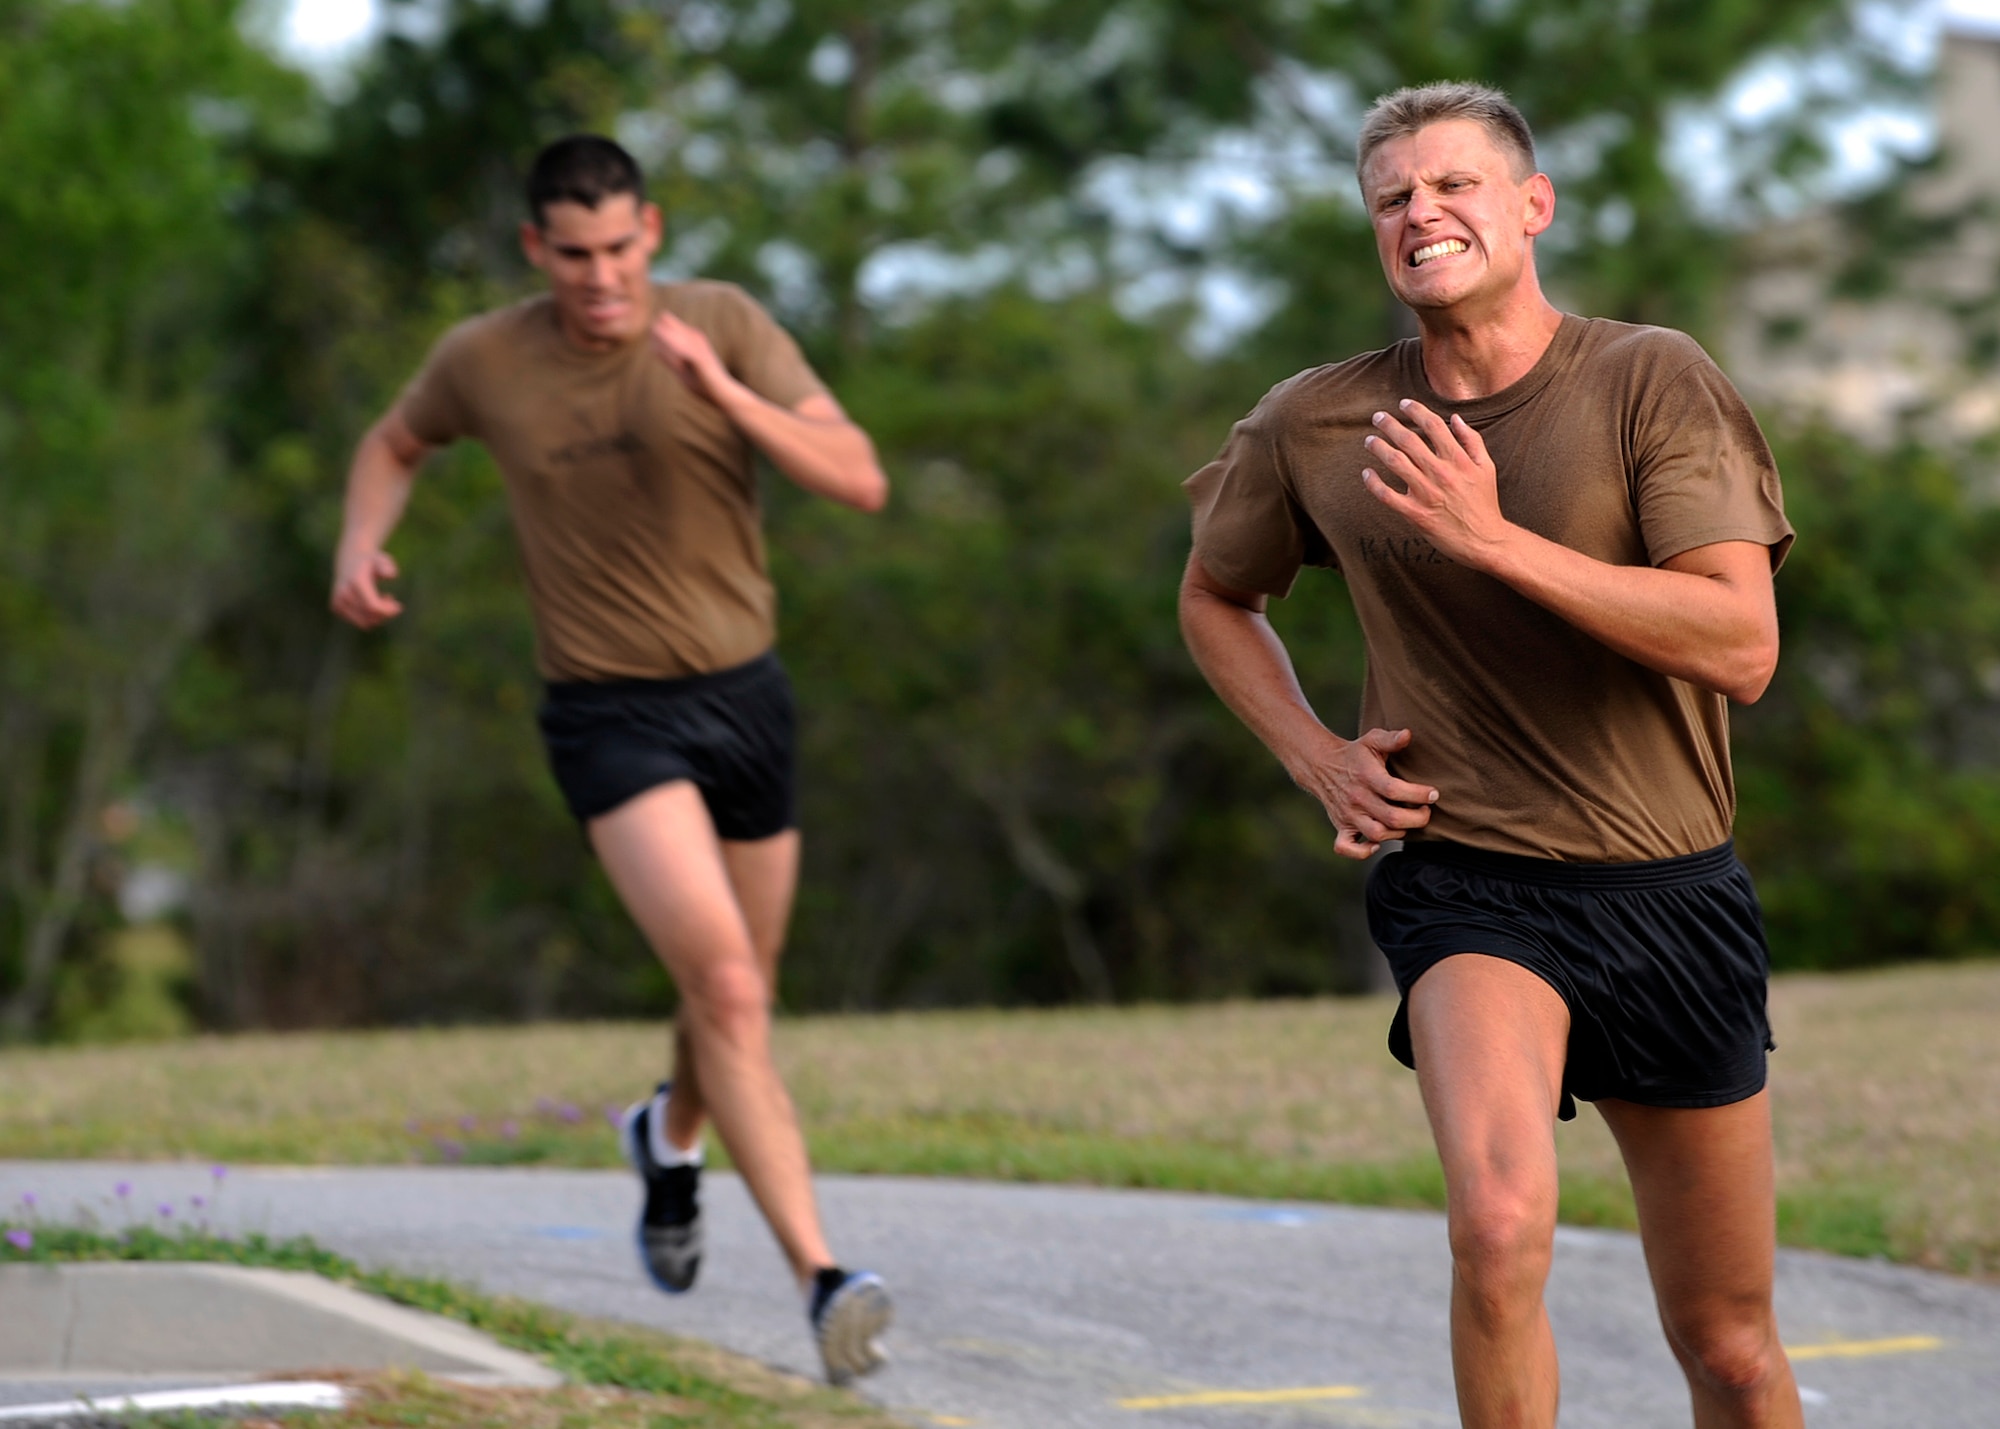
[808,1266,892,1385]
[618,1083,702,1294]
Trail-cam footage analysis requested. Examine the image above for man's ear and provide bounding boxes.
[520,219,548,271]
[640,201,664,256]
[1523,173,1556,239]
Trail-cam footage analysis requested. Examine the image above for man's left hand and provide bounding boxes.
[650,310,734,403]
[1361,399,1511,567]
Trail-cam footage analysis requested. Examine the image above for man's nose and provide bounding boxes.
[1407,187,1444,224]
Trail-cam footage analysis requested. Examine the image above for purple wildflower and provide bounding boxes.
[603,1105,621,1127]
[210,1165,227,1183]
[458,1114,478,1133]
[500,1119,520,1141]
[405,1118,423,1136]
[157,1203,174,1219]
[557,1102,581,1124]
[190,1195,206,1210]
[5,1229,30,1252]
[435,1138,465,1163]
[535,1097,556,1115]
[19,1192,35,1210]
[114,1181,132,1199]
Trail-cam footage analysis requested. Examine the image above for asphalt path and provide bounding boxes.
[3,1161,1997,1428]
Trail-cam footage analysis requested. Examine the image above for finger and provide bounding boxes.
[1362,431,1432,490]
[1396,398,1461,455]
[1357,727,1413,754]
[1449,412,1491,464]
[374,552,399,580]
[1333,832,1380,862]
[1369,409,1438,464]
[1374,773,1440,807]
[1349,792,1431,834]
[1361,467,1421,516]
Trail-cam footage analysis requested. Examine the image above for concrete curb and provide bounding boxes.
[0,1262,561,1393]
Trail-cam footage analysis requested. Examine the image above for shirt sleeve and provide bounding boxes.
[395,320,480,447]
[1632,350,1794,571]
[708,284,828,410]
[1184,395,1334,597]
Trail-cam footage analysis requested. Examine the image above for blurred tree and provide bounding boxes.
[1736,424,2000,968]
[0,0,302,1036]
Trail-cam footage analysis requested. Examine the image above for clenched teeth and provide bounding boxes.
[1410,239,1468,267]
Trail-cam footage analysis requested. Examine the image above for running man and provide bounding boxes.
[1180,84,1802,1428]
[330,135,893,1384]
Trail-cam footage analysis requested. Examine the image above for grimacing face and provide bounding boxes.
[520,193,663,349]
[1360,119,1553,317]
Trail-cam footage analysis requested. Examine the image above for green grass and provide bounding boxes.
[0,1222,901,1429]
[2,961,1997,1276]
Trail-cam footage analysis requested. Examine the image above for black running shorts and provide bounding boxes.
[537,652,798,840]
[1366,839,1774,1121]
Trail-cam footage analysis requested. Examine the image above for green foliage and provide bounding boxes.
[1735,425,2000,968]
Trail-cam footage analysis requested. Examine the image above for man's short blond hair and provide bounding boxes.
[1356,81,1538,183]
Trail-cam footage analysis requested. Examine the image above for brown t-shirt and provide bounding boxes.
[1187,315,1793,863]
[398,280,827,681]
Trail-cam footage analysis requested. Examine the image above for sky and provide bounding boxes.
[278,0,2000,68]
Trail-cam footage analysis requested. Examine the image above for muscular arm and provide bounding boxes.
[1363,400,1779,703]
[652,312,888,512]
[1179,553,1437,860]
[330,408,434,629]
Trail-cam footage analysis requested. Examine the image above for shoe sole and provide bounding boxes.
[817,1274,892,1385]
[619,1099,699,1296]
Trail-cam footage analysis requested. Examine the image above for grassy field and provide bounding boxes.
[1,961,1995,1276]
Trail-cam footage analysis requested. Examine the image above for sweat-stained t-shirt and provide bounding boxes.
[397,280,828,681]
[1185,315,1792,864]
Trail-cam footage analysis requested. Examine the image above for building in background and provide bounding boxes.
[1727,19,2000,446]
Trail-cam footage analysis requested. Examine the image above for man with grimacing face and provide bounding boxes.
[330,135,892,1385]
[1179,83,1802,1428]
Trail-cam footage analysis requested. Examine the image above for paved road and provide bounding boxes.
[4,1161,1997,1428]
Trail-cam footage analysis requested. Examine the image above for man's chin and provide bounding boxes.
[567,306,639,343]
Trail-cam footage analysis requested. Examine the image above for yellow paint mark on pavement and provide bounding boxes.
[1120,1385,1367,1410]
[1785,1335,1944,1361]
[930,1417,975,1426]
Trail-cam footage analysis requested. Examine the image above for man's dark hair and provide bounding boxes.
[525,135,646,226]
[1357,82,1537,184]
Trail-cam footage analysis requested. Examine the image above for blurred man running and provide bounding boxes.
[331,134,892,1384]
[1180,83,1802,1428]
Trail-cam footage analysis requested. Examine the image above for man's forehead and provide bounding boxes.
[1362,120,1514,190]
[538,194,646,242]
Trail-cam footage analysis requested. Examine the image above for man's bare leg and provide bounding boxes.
[1407,954,1570,1429]
[1599,1093,1803,1429]
[661,829,799,1154]
[590,781,829,1285]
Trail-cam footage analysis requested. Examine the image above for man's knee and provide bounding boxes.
[1665,1308,1785,1399]
[1447,1177,1557,1313]
[679,957,770,1045]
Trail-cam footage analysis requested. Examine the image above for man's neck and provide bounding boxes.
[1415,294,1565,402]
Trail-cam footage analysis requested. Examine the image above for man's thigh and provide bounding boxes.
[720,830,800,985]
[1597,1092,1779,1324]
[588,781,760,983]
[1408,954,1571,1190]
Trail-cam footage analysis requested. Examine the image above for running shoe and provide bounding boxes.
[808,1266,893,1384]
[618,1083,702,1294]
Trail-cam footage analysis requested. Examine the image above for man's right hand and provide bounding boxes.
[331,547,404,629]
[1290,726,1438,860]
